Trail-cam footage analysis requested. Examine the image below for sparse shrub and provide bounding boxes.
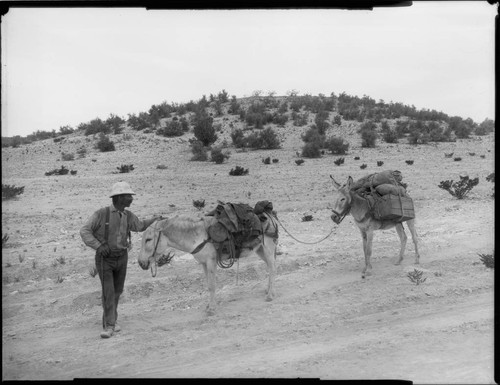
[377,161,384,167]
[406,160,414,165]
[70,170,77,175]
[478,253,494,269]
[157,120,184,137]
[468,152,476,156]
[301,142,322,158]
[272,158,279,163]
[333,115,342,126]
[302,215,313,222]
[480,155,486,159]
[229,166,249,176]
[231,128,247,148]
[361,128,377,148]
[334,157,345,166]
[193,199,205,210]
[190,140,208,161]
[156,164,168,170]
[262,157,271,165]
[56,256,66,265]
[295,159,305,166]
[407,269,427,285]
[76,147,87,158]
[32,260,37,269]
[18,254,25,263]
[193,114,218,146]
[438,175,479,199]
[116,164,134,173]
[210,147,230,164]
[354,156,360,160]
[96,133,115,152]
[360,163,367,169]
[486,172,495,197]
[256,127,281,149]
[56,275,64,284]
[2,184,25,200]
[45,166,69,176]
[325,136,349,155]
[2,234,9,247]
[383,129,399,143]
[454,157,462,162]
[444,153,454,158]
[61,152,75,161]
[81,118,110,136]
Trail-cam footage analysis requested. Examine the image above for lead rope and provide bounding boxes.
[273,215,337,245]
[150,222,161,277]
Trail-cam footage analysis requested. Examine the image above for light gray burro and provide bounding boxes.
[137,213,278,315]
[330,175,420,278]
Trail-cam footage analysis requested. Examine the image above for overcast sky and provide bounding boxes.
[1,2,496,138]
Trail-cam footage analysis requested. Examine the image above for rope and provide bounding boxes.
[274,215,337,245]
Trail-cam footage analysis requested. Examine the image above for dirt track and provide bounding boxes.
[1,125,495,382]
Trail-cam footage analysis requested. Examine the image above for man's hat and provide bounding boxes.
[110,181,136,197]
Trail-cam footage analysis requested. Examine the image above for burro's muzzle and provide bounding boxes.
[330,208,349,225]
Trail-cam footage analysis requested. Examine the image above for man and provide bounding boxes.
[80,181,162,338]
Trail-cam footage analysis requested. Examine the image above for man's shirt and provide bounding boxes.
[80,204,152,251]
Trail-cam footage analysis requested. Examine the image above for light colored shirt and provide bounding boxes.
[80,204,156,251]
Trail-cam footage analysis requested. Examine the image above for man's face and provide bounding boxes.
[117,194,134,207]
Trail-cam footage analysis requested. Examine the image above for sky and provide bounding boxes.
[1,2,496,138]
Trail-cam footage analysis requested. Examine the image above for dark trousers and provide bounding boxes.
[95,250,128,329]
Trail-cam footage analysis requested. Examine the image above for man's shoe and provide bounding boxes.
[114,324,121,333]
[100,328,114,339]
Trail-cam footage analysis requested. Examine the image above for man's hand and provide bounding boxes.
[96,243,111,258]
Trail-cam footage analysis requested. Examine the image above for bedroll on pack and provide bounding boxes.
[351,170,404,193]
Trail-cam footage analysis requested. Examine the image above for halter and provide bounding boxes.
[331,188,352,224]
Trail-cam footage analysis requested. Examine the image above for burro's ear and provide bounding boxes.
[330,175,341,189]
[346,176,354,188]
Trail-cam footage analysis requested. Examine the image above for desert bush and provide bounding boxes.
[301,142,322,158]
[2,234,9,247]
[116,164,134,173]
[45,166,70,176]
[445,153,454,158]
[475,118,495,135]
[272,113,288,127]
[272,158,279,163]
[193,114,217,146]
[210,147,230,164]
[406,160,414,165]
[301,215,313,222]
[333,115,342,126]
[301,127,325,145]
[486,172,495,197]
[56,256,66,265]
[360,163,367,169]
[105,114,125,134]
[76,146,87,158]
[360,125,377,148]
[438,175,479,199]
[61,152,75,161]
[127,112,151,131]
[354,156,360,160]
[454,157,462,162]
[292,111,309,126]
[96,133,115,152]
[2,184,25,200]
[231,128,246,148]
[156,164,168,170]
[70,170,77,175]
[157,120,184,137]
[478,253,494,269]
[377,161,384,167]
[325,136,349,155]
[54,137,65,143]
[229,166,249,176]
[468,152,476,156]
[407,268,427,285]
[334,157,345,166]
[193,199,205,210]
[190,140,208,161]
[81,118,111,136]
[383,129,399,143]
[254,127,281,149]
[55,275,64,284]
[262,157,271,165]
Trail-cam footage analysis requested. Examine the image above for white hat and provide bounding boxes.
[110,181,136,197]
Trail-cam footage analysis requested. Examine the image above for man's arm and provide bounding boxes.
[80,211,104,250]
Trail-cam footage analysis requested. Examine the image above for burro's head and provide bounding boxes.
[329,175,353,224]
[138,222,165,270]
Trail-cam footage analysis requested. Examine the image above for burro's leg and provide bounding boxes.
[360,229,374,278]
[256,237,277,301]
[394,223,408,265]
[202,255,217,316]
[406,219,420,264]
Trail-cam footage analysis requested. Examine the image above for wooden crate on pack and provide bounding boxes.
[373,193,415,222]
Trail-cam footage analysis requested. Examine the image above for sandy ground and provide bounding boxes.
[1,123,495,382]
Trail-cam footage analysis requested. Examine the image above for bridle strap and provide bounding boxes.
[150,222,162,277]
